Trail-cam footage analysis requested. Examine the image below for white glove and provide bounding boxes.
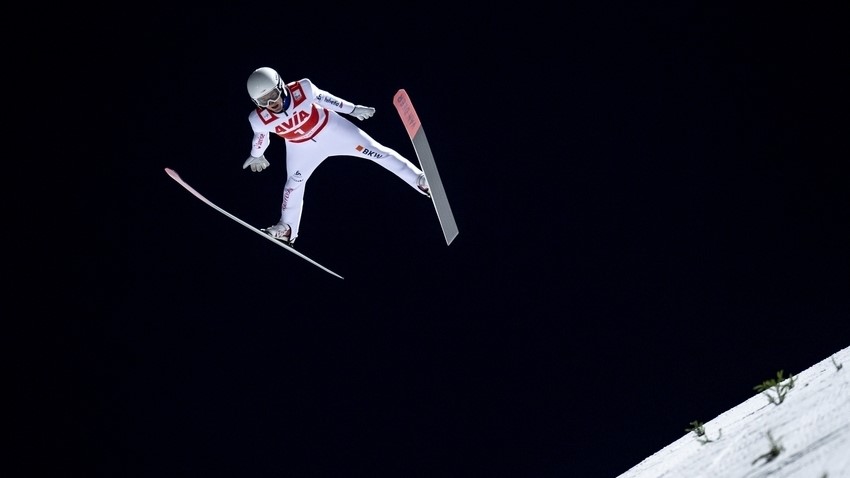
[242,154,270,172]
[350,105,375,121]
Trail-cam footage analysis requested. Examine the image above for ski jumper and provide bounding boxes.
[247,78,424,241]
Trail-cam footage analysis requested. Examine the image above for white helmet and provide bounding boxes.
[247,67,285,106]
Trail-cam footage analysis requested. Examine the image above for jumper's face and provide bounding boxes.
[256,85,289,113]
[269,98,284,112]
[255,86,282,107]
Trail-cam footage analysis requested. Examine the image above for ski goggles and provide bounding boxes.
[254,86,284,107]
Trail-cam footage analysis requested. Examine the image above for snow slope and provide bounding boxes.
[618,345,850,478]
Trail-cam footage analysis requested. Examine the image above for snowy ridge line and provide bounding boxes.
[618,345,850,478]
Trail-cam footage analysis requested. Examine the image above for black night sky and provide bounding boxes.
[43,3,850,477]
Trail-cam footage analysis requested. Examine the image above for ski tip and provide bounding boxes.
[164,167,179,180]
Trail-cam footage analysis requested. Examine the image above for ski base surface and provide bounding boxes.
[393,89,459,245]
[165,168,343,279]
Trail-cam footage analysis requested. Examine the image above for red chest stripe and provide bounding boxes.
[276,105,329,142]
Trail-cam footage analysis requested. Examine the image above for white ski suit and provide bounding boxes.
[246,78,425,242]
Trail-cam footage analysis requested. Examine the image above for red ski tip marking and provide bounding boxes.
[393,89,421,139]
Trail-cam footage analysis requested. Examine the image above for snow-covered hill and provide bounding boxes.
[618,345,850,478]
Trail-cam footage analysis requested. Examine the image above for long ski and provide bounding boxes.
[393,89,459,245]
[164,168,343,279]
